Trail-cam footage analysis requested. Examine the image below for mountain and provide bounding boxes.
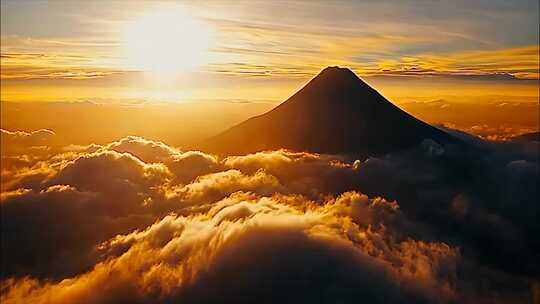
[200,66,458,155]
[512,131,539,143]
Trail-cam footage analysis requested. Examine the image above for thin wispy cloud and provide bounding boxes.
[1,1,538,80]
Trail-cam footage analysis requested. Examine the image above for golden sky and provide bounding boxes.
[1,1,539,101]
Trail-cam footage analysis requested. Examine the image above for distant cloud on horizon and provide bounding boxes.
[1,1,539,81]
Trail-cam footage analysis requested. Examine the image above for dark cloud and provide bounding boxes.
[1,184,156,279]
[350,133,540,278]
[1,133,538,303]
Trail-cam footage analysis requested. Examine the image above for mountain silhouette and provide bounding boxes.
[512,131,539,143]
[201,66,458,155]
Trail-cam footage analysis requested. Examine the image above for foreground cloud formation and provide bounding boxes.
[1,134,538,303]
[2,192,459,303]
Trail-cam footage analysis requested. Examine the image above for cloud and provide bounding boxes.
[165,169,283,206]
[0,151,170,279]
[373,45,540,79]
[398,100,539,142]
[1,129,55,155]
[106,136,220,184]
[1,192,459,304]
[1,129,58,190]
[3,12,538,81]
[1,134,538,303]
[49,150,171,192]
[0,52,124,80]
[224,150,362,197]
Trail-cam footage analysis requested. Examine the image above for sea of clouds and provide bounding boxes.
[1,129,538,303]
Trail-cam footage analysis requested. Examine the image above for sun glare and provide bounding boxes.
[123,8,212,75]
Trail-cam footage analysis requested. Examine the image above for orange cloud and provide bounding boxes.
[0,191,459,304]
[2,28,538,80]
[373,45,540,79]
[0,53,124,80]
[1,135,538,303]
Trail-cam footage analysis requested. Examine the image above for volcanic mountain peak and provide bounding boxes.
[312,66,375,88]
[201,66,459,155]
[316,65,358,81]
[295,66,371,95]
[274,66,387,114]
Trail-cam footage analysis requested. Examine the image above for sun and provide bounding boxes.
[123,8,212,75]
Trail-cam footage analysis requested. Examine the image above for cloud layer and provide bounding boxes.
[2,2,539,80]
[1,133,538,303]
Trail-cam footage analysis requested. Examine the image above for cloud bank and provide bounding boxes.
[1,133,538,303]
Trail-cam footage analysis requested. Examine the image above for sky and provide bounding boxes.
[0,0,539,142]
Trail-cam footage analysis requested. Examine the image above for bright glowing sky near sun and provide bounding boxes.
[0,0,539,142]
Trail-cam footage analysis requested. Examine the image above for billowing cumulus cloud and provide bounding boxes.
[106,136,221,184]
[1,133,538,303]
[1,192,458,304]
[1,129,60,191]
[1,129,55,163]
[1,129,55,149]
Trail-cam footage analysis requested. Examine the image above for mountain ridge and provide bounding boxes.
[200,66,459,155]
